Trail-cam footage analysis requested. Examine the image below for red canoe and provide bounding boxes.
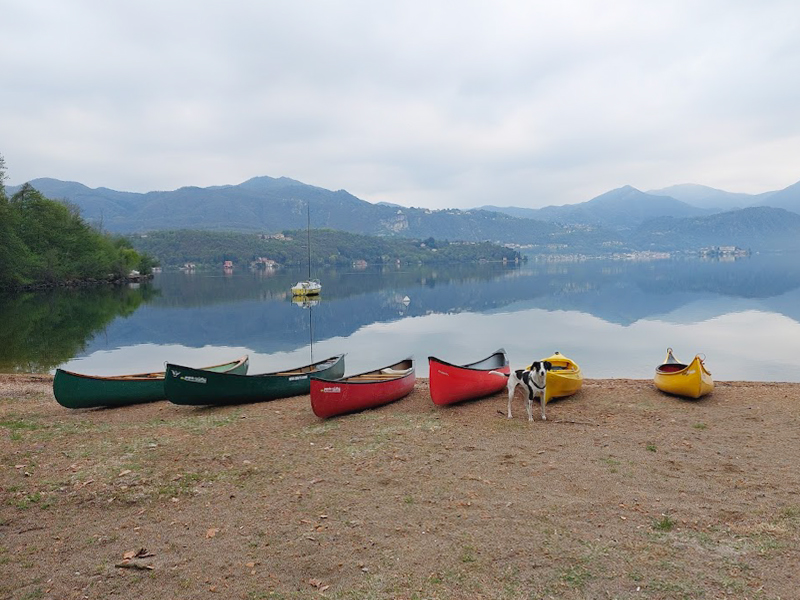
[310,358,416,418]
[428,349,510,405]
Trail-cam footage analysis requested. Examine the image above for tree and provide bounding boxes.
[0,153,7,200]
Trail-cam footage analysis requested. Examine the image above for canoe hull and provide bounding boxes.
[429,349,509,405]
[537,352,582,404]
[53,356,249,409]
[311,359,415,418]
[655,351,713,399]
[166,354,345,406]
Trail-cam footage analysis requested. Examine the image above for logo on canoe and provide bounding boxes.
[321,386,341,393]
[182,375,207,384]
[288,375,308,381]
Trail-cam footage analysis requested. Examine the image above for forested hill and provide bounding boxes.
[630,207,800,252]
[129,229,521,268]
[0,183,155,290]
[11,176,559,244]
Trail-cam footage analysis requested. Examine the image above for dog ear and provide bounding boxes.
[531,361,540,370]
[543,361,552,370]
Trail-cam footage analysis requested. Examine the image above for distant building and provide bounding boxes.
[223,260,234,269]
[253,257,279,269]
[259,233,292,241]
[699,246,749,258]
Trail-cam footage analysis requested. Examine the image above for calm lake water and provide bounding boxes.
[3,253,800,382]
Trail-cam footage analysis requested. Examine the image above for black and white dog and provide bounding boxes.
[505,360,552,421]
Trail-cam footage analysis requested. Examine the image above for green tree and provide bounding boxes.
[0,161,155,289]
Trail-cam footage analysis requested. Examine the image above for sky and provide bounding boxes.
[2,1,800,210]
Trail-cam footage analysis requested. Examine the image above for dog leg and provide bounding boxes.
[507,380,515,419]
[540,394,547,421]
[526,389,534,421]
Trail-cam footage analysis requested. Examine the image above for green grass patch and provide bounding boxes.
[559,564,592,589]
[653,514,677,532]
[173,409,243,433]
[0,418,41,431]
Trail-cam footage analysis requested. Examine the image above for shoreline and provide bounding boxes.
[2,373,798,599]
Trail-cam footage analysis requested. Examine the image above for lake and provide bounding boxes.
[3,253,800,382]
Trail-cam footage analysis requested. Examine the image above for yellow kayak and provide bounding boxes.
[654,348,713,399]
[530,352,583,404]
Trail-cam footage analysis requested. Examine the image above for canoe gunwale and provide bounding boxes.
[54,355,249,383]
[173,354,345,380]
[427,348,508,373]
[311,358,414,385]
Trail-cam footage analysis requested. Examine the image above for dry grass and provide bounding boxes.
[1,375,799,599]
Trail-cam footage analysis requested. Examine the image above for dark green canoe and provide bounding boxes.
[53,355,249,409]
[165,354,345,406]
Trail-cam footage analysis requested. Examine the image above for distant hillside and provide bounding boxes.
[646,183,769,210]
[10,176,564,245]
[753,180,800,213]
[475,205,540,219]
[129,229,521,268]
[529,186,713,231]
[10,175,800,254]
[631,207,800,252]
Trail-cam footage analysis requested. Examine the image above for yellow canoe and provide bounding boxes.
[530,351,583,404]
[654,348,713,399]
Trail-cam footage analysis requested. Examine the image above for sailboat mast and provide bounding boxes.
[306,202,311,279]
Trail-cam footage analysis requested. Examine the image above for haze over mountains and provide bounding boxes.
[9,176,800,253]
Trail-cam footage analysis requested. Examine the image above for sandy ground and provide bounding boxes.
[1,374,799,600]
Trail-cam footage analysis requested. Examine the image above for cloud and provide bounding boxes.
[2,0,799,208]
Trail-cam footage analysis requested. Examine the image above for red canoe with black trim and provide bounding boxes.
[428,348,510,405]
[310,358,415,418]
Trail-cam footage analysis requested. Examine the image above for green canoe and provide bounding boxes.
[53,355,249,409]
[165,354,345,406]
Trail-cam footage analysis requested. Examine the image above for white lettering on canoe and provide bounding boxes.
[288,375,308,381]
[321,386,341,393]
[182,376,207,384]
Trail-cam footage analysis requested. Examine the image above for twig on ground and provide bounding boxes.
[552,419,598,426]
[115,562,155,570]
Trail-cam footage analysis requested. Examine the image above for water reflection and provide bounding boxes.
[3,253,800,381]
[0,284,157,373]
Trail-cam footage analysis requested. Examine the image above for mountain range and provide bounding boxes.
[8,176,800,253]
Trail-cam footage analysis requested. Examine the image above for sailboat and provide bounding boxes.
[291,202,321,297]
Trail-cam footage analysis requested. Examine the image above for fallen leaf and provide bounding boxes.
[206,528,219,538]
[118,469,132,477]
[308,578,323,588]
[123,550,136,560]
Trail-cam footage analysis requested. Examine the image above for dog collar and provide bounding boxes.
[531,381,545,390]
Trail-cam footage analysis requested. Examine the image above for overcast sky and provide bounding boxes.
[2,1,799,209]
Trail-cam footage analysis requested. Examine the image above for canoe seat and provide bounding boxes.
[381,368,413,375]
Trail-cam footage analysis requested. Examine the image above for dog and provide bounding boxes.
[504,360,552,421]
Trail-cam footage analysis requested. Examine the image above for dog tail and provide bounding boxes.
[488,371,510,378]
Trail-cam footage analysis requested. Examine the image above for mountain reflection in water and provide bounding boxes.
[3,253,800,382]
